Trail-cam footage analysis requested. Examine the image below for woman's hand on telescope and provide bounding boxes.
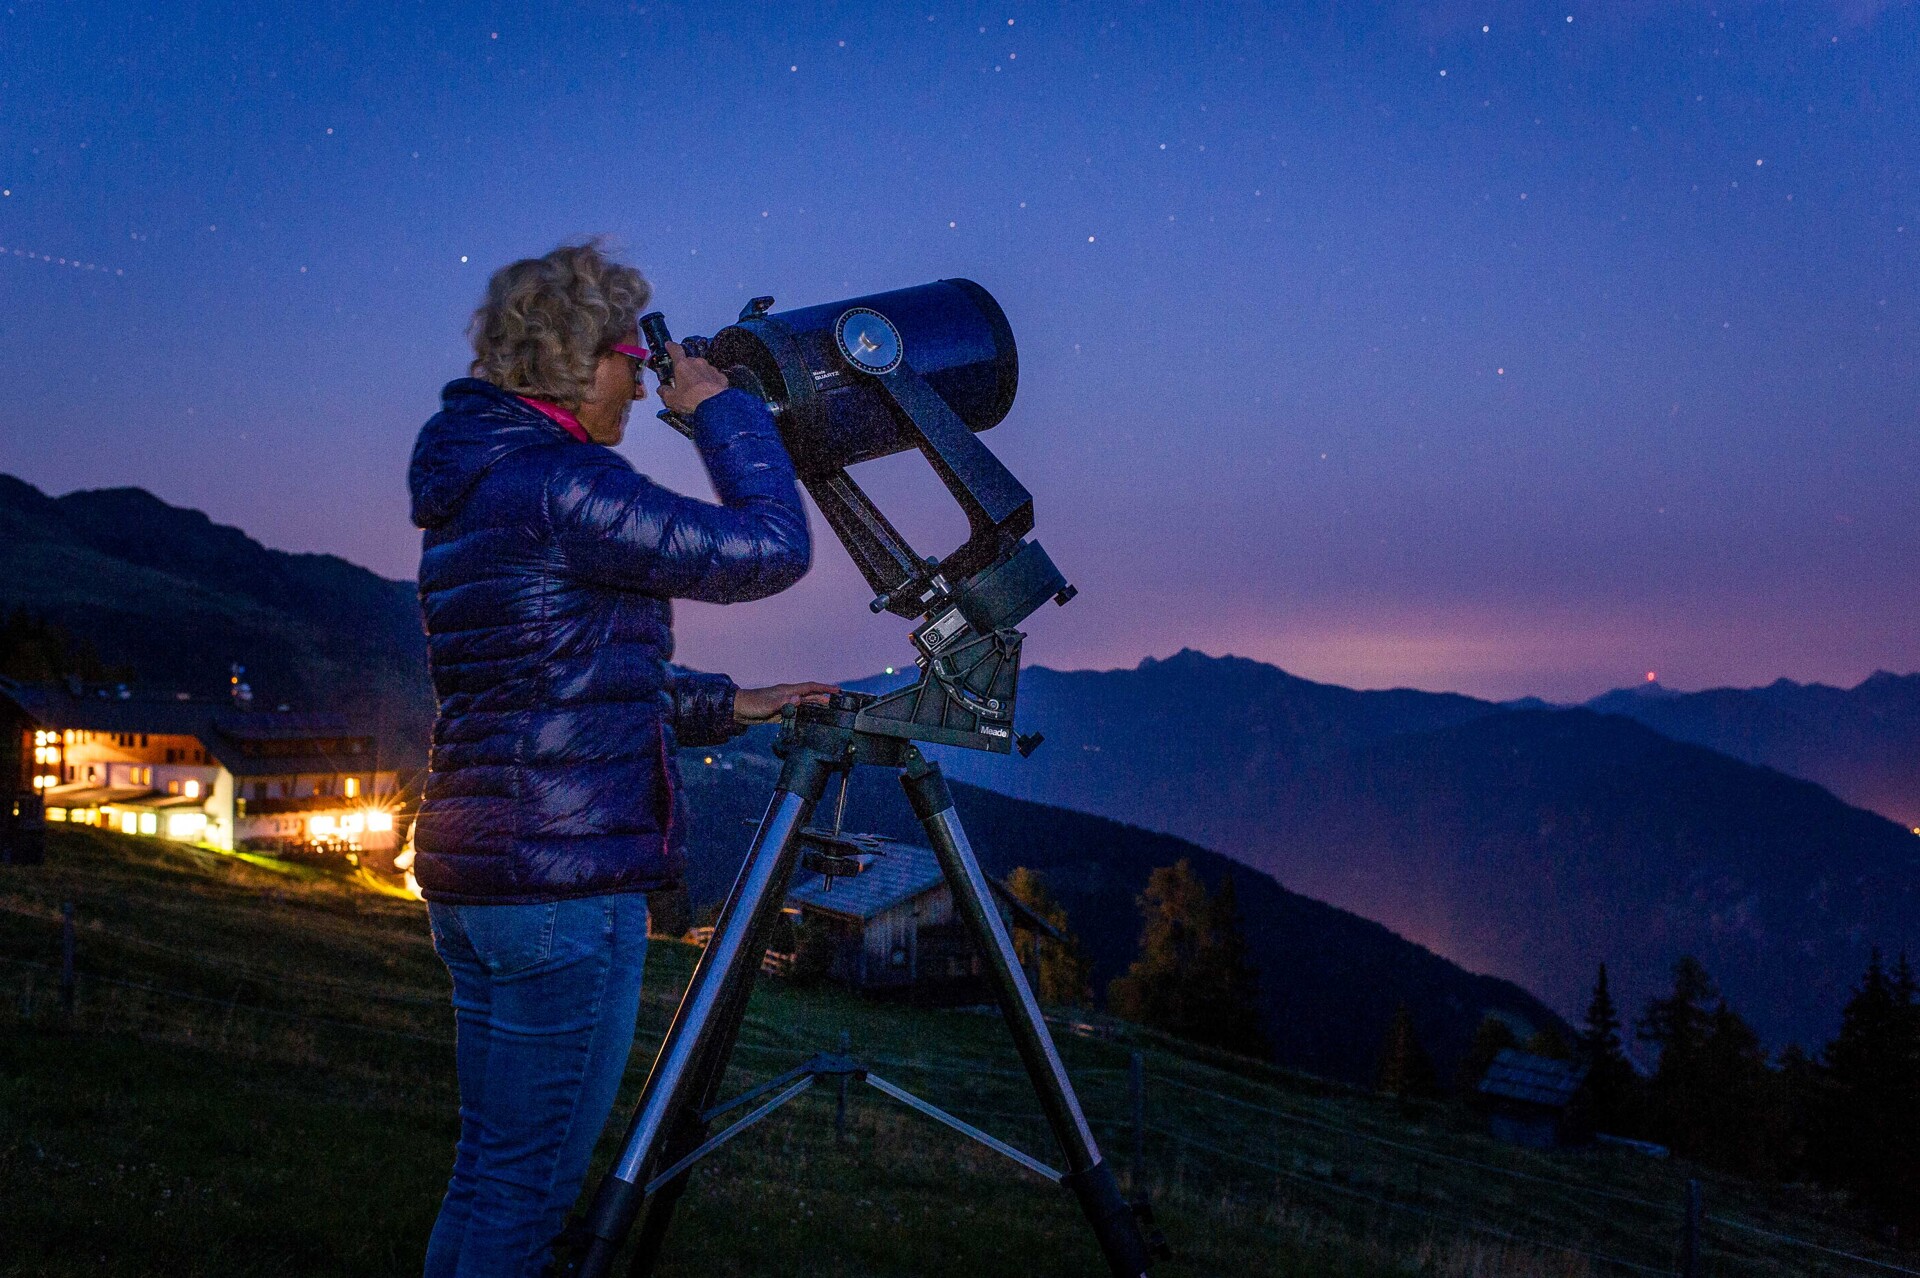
[733,682,841,725]
[656,342,732,417]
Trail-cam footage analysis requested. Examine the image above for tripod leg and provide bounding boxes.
[622,949,761,1273]
[571,747,835,1278]
[901,753,1153,1278]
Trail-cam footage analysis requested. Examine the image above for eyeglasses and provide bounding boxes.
[611,343,651,388]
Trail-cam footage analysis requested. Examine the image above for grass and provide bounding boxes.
[1,825,1908,1277]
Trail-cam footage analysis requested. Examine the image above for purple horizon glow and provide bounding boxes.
[2,2,1915,702]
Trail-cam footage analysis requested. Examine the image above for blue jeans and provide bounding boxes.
[425,894,650,1278]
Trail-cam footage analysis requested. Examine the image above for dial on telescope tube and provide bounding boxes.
[692,279,1073,755]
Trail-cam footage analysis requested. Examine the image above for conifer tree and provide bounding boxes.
[1376,1002,1438,1098]
[1580,963,1639,1134]
[1107,859,1268,1057]
[1107,859,1208,1034]
[1190,874,1269,1057]
[1524,1025,1574,1060]
[1811,949,1920,1229]
[1451,1013,1512,1089]
[1456,1013,1519,1094]
[1005,866,1094,1007]
[1638,956,1778,1172]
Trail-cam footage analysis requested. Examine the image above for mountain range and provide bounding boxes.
[924,651,1920,1050]
[4,475,1914,1056]
[0,475,433,763]
[1586,676,1920,829]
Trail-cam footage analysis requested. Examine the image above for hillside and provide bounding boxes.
[1588,674,1920,828]
[2,825,1902,1278]
[679,740,1565,1086]
[0,475,432,762]
[924,651,1920,1049]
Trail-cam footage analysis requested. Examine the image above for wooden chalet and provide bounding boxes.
[1477,1048,1590,1149]
[781,842,1027,1001]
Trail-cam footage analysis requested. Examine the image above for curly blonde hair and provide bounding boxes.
[469,241,652,407]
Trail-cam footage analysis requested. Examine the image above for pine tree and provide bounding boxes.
[1811,950,1920,1229]
[1376,1003,1438,1098]
[1005,866,1093,1007]
[1525,1025,1574,1061]
[1638,956,1779,1171]
[1106,860,1268,1057]
[1581,963,1639,1134]
[1456,1013,1519,1094]
[1190,874,1268,1057]
[1107,860,1209,1034]
[1638,956,1719,1154]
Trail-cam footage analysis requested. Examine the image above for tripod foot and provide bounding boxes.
[1061,1160,1156,1277]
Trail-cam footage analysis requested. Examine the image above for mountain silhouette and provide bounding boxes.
[927,650,1920,1048]
[0,475,433,761]
[1587,674,1920,828]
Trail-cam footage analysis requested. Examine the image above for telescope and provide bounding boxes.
[650,280,1075,756]
[571,284,1160,1278]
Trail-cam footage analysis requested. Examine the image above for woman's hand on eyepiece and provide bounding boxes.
[656,341,731,417]
[732,682,841,725]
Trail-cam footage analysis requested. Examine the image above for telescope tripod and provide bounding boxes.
[563,694,1157,1277]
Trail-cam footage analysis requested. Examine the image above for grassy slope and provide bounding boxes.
[0,828,1903,1278]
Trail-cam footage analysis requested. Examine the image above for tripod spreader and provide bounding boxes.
[562,696,1155,1278]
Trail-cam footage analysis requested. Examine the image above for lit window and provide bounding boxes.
[46,807,67,822]
[166,812,208,841]
[339,812,365,836]
[183,779,200,799]
[119,811,138,835]
[344,777,360,798]
[309,814,337,837]
[366,811,394,832]
[138,812,158,836]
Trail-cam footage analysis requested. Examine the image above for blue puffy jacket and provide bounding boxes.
[407,378,810,903]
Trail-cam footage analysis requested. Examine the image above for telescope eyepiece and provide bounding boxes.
[638,311,676,386]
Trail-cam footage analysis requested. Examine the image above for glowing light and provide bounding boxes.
[120,811,138,835]
[309,814,337,837]
[138,812,158,836]
[46,807,67,822]
[166,812,207,841]
[339,812,365,836]
[183,779,200,799]
[703,756,714,765]
[365,810,395,833]
[1645,671,1657,682]
[344,777,360,798]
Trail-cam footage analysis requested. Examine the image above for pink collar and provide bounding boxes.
[517,395,592,444]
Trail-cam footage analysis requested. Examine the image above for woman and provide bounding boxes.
[407,241,834,1277]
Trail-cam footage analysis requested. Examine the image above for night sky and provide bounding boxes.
[2,1,1914,701]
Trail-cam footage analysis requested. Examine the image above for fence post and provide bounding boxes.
[1680,1177,1702,1277]
[1129,1050,1146,1191]
[836,1029,851,1143]
[59,900,76,1015]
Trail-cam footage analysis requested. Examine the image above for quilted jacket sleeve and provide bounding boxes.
[547,389,811,602]
[667,665,742,747]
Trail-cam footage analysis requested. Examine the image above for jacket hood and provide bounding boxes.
[410,379,574,529]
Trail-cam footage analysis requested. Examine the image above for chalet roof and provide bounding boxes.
[1478,1049,1589,1110]
[2,681,383,776]
[787,842,946,922]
